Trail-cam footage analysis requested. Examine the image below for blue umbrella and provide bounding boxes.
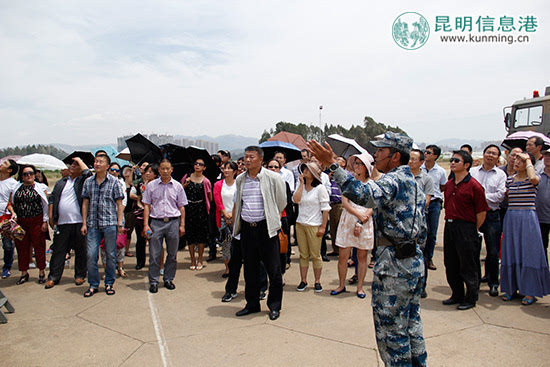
[259,141,302,162]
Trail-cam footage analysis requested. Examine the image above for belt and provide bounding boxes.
[242,219,266,228]
[446,219,474,224]
[152,217,179,222]
[188,200,204,204]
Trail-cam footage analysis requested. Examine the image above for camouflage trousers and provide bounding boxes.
[372,274,427,366]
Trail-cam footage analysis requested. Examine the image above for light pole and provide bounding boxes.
[319,105,323,128]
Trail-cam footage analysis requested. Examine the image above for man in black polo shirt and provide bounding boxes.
[443,150,489,310]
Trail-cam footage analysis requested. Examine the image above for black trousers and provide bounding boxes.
[225,238,267,294]
[443,220,480,304]
[540,222,550,265]
[48,223,87,282]
[135,219,147,268]
[240,220,283,312]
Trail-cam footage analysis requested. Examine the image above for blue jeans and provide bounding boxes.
[87,226,117,288]
[424,200,442,262]
[479,210,501,286]
[2,236,14,271]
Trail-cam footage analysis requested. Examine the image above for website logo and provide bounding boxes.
[392,12,430,50]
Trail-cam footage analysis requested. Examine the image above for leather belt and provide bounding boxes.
[152,217,179,222]
[242,219,266,228]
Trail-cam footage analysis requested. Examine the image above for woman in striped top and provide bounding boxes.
[501,152,550,305]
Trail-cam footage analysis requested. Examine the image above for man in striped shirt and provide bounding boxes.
[232,146,287,320]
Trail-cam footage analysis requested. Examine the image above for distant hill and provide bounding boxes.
[417,138,503,152]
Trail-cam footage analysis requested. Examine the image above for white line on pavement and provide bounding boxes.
[146,281,173,367]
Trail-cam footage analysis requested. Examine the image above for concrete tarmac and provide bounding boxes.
[1,221,549,366]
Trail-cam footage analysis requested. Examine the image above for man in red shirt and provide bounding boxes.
[443,150,489,310]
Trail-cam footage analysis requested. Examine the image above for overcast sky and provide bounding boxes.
[1,0,548,148]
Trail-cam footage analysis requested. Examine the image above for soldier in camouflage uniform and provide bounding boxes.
[308,132,427,367]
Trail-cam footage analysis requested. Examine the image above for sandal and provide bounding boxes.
[38,273,46,284]
[83,288,98,297]
[190,265,196,270]
[105,285,116,296]
[16,273,30,285]
[521,296,536,306]
[502,293,517,301]
[348,274,358,285]
[196,263,204,271]
[118,268,128,278]
[125,252,134,257]
[368,259,375,269]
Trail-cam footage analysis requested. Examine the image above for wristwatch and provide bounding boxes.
[329,162,340,172]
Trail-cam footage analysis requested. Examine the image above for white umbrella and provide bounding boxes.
[17,153,67,170]
[326,134,368,158]
[116,147,132,161]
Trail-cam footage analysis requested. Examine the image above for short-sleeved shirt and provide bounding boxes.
[294,184,331,226]
[414,170,435,198]
[0,177,17,215]
[81,174,125,228]
[536,171,550,223]
[444,174,489,223]
[470,165,507,211]
[421,162,447,200]
[142,178,188,219]
[58,177,83,225]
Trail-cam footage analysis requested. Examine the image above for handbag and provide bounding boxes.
[0,210,26,242]
[279,229,288,254]
[382,182,418,260]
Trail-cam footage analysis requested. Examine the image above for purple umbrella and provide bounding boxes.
[502,131,550,151]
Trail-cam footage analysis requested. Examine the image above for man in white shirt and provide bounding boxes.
[470,144,507,297]
[421,145,447,271]
[526,136,545,171]
[45,157,91,288]
[0,159,19,279]
[274,151,295,192]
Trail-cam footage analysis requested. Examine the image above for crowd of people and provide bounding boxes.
[1,134,550,366]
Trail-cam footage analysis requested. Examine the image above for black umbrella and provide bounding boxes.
[184,146,221,183]
[160,143,192,164]
[125,134,163,165]
[62,151,95,168]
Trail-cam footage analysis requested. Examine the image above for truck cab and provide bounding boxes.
[504,86,550,137]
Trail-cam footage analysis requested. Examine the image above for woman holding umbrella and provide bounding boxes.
[9,165,49,284]
[182,158,212,270]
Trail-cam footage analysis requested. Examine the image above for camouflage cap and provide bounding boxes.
[370,131,413,154]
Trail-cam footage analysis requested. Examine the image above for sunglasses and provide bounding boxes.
[110,168,120,172]
[449,158,463,163]
[267,165,279,169]
[424,151,433,155]
[22,171,35,177]
[194,162,205,166]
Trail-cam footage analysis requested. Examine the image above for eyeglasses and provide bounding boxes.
[194,162,205,166]
[110,168,120,172]
[22,172,35,177]
[484,151,499,156]
[450,158,463,163]
[267,165,279,169]
[353,161,365,166]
